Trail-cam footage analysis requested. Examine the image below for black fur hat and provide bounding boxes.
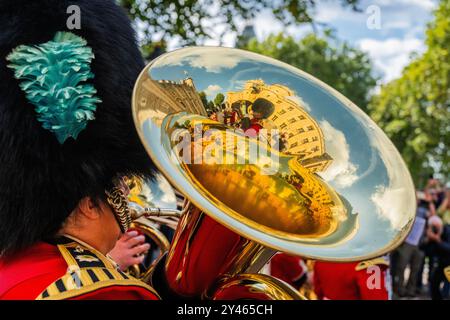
[0,0,155,256]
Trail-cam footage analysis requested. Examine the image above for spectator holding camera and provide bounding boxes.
[426,215,450,300]
[437,190,450,226]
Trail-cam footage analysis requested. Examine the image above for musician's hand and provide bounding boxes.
[109,231,151,271]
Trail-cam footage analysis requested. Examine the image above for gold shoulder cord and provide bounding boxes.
[444,266,450,282]
[36,237,160,300]
[355,257,390,271]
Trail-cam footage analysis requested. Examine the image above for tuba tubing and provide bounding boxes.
[159,204,276,298]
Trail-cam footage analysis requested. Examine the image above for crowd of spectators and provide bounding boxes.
[390,176,450,300]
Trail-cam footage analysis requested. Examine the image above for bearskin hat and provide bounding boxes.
[0,0,155,256]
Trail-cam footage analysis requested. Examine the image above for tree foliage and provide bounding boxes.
[214,93,225,106]
[119,0,359,46]
[368,0,450,185]
[199,91,215,113]
[244,32,377,112]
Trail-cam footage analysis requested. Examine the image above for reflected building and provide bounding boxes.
[226,80,333,174]
[140,78,206,116]
[136,73,349,239]
[187,161,342,237]
[225,80,341,229]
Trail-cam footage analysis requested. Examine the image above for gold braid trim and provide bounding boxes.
[35,239,160,300]
[444,266,450,282]
[106,186,132,232]
[36,272,160,300]
[355,257,389,271]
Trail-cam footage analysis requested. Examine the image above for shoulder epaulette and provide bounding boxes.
[36,241,159,300]
[355,257,389,271]
[444,266,450,282]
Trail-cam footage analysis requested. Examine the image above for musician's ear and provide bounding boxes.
[77,197,102,221]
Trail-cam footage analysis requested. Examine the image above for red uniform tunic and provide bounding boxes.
[313,259,390,300]
[270,253,307,288]
[244,119,264,137]
[0,240,159,300]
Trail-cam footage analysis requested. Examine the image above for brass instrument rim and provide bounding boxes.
[132,46,415,262]
[208,273,307,300]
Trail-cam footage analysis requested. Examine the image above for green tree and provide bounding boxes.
[368,1,450,185]
[214,93,225,107]
[244,33,377,111]
[198,91,208,108]
[199,91,216,114]
[119,0,359,46]
[207,101,215,112]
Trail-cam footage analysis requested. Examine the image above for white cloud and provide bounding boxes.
[375,0,437,10]
[358,37,423,59]
[313,0,435,26]
[411,0,436,10]
[318,120,359,188]
[252,10,285,41]
[286,95,311,112]
[204,84,222,96]
[315,2,362,24]
[310,0,436,84]
[150,0,435,87]
[358,37,425,82]
[383,19,411,30]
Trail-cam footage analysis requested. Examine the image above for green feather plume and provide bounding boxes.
[7,32,101,144]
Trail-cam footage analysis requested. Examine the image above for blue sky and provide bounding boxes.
[164,0,439,85]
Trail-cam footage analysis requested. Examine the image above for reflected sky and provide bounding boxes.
[140,174,178,210]
[144,47,415,259]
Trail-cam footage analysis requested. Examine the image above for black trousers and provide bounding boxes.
[430,263,448,300]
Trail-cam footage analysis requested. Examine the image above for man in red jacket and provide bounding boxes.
[0,237,158,300]
[270,253,308,289]
[313,258,391,300]
[0,0,159,300]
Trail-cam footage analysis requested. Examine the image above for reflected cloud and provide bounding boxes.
[231,79,247,90]
[204,84,222,96]
[367,125,415,231]
[140,174,177,209]
[286,95,311,112]
[318,120,359,188]
[156,174,177,206]
[156,47,244,73]
[371,185,408,231]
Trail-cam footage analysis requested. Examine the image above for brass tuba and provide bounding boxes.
[128,47,416,300]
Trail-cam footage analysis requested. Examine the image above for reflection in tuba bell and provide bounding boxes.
[126,47,416,300]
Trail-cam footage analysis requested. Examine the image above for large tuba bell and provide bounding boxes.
[128,47,416,299]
